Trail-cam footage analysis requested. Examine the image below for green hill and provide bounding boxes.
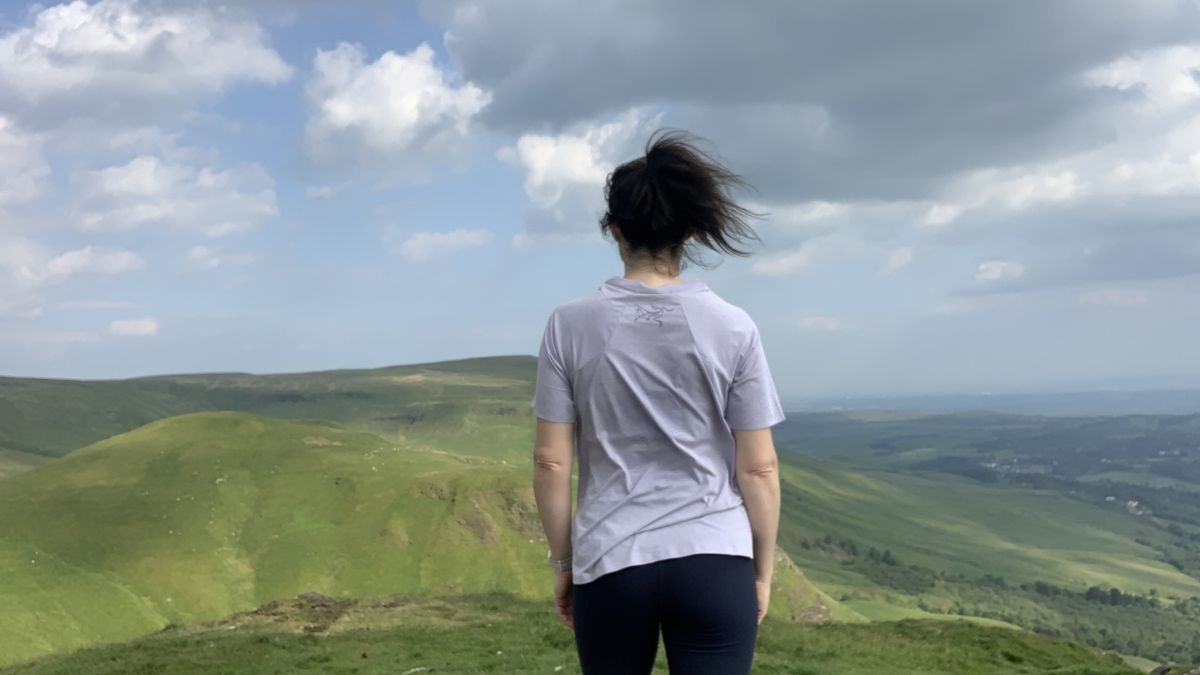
[0,590,1139,675]
[5,359,1200,665]
[775,457,1200,600]
[0,412,835,668]
[0,356,538,468]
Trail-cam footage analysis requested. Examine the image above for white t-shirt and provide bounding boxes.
[532,275,786,584]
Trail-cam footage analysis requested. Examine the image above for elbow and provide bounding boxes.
[534,458,566,472]
[737,459,779,479]
[533,451,570,473]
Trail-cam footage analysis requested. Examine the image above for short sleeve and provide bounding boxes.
[531,311,577,424]
[724,325,786,430]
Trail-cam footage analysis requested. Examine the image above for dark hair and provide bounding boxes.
[600,128,765,271]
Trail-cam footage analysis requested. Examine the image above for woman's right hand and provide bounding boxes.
[755,578,771,625]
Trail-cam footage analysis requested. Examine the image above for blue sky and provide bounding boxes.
[1,0,1198,400]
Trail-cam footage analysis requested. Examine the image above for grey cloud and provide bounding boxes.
[950,227,1200,297]
[429,0,1197,203]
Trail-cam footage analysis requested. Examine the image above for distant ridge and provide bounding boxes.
[0,355,539,464]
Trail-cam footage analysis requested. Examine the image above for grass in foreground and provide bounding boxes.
[0,590,1140,675]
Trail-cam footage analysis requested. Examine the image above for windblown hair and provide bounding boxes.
[600,128,765,270]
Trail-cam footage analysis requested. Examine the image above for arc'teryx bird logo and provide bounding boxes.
[633,304,676,327]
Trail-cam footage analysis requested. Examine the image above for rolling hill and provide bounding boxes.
[4,358,1200,667]
[0,411,837,668]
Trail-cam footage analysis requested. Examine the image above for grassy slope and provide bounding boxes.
[773,457,1200,605]
[0,412,835,668]
[0,449,49,480]
[0,356,538,465]
[0,591,1139,675]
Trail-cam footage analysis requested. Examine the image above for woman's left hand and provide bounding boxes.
[554,569,574,630]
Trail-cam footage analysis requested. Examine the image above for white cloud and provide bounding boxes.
[880,246,914,275]
[750,231,867,277]
[975,260,1026,283]
[108,317,158,336]
[0,117,48,209]
[764,200,850,224]
[45,245,145,277]
[79,155,278,237]
[1079,288,1149,306]
[750,246,815,277]
[305,41,489,180]
[0,237,144,317]
[1086,43,1200,110]
[497,106,663,233]
[0,0,292,129]
[796,316,849,333]
[920,43,1200,234]
[304,183,348,201]
[509,230,596,249]
[186,245,253,270]
[394,228,493,262]
[921,203,964,227]
[921,169,1081,226]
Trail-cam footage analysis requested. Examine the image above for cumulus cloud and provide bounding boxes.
[975,260,1027,283]
[496,106,663,234]
[429,1,1200,301]
[304,41,490,181]
[78,155,279,237]
[304,182,348,201]
[45,245,145,277]
[186,245,253,270]
[1086,43,1200,109]
[0,237,144,317]
[108,316,158,336]
[751,247,817,278]
[0,117,48,209]
[393,228,493,262]
[0,0,292,129]
[880,246,915,275]
[750,230,868,278]
[432,0,1197,195]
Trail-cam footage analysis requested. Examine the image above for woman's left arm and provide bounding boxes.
[533,417,574,560]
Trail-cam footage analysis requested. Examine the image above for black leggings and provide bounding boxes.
[572,553,758,674]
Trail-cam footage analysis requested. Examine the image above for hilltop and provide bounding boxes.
[0,589,1140,675]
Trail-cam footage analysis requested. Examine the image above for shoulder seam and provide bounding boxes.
[571,296,618,378]
[676,300,726,400]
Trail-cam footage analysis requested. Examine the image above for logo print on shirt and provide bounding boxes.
[633,304,676,327]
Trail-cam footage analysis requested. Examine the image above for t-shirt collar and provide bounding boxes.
[603,275,708,295]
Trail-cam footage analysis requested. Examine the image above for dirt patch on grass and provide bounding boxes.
[302,436,343,446]
[455,498,500,544]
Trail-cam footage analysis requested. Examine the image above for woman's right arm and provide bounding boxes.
[733,427,781,587]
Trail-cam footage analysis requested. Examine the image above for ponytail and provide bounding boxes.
[601,128,765,267]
